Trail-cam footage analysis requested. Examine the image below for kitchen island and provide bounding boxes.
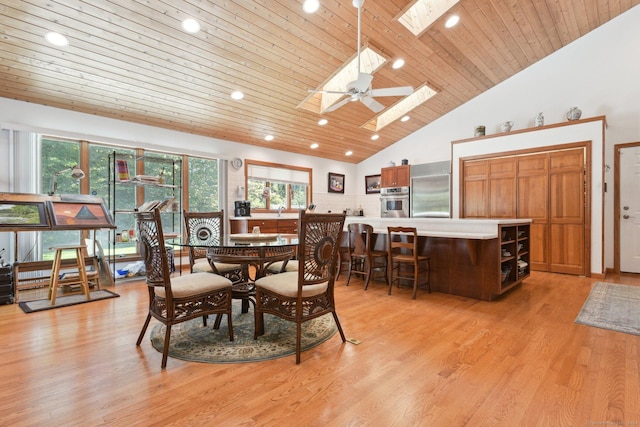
[344,217,532,301]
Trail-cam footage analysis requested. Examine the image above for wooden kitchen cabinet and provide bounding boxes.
[381,165,410,187]
[230,218,298,234]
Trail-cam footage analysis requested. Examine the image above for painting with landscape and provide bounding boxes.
[0,201,49,229]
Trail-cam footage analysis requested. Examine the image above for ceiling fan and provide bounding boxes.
[311,0,413,113]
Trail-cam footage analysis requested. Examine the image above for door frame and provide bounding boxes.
[613,141,640,273]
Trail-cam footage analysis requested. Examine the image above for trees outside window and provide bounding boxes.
[245,160,311,212]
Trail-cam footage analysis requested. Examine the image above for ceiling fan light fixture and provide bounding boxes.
[303,0,320,13]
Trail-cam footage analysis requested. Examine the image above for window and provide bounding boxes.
[187,157,220,212]
[245,160,311,212]
[35,138,221,262]
[40,138,82,258]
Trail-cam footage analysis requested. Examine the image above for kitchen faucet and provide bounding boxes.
[277,206,284,217]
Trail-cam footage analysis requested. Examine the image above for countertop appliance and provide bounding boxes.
[234,200,251,217]
[380,186,410,218]
[410,161,451,218]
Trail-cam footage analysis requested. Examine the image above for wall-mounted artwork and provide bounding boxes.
[48,200,116,230]
[328,172,345,194]
[365,174,381,194]
[0,200,49,230]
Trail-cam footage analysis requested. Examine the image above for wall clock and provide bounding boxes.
[231,157,243,170]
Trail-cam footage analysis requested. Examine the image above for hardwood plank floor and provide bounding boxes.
[0,271,639,426]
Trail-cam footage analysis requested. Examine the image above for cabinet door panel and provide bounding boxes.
[490,177,516,218]
[518,154,549,271]
[463,180,489,218]
[550,224,585,274]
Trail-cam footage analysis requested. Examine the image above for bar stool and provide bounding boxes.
[387,227,431,299]
[48,244,91,305]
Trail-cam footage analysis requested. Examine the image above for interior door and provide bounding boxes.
[619,145,640,273]
[548,148,586,275]
[517,153,549,271]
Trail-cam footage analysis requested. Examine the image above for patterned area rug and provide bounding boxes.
[150,303,338,363]
[19,289,120,313]
[575,282,640,336]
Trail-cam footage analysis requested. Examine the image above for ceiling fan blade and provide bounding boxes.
[369,86,414,97]
[324,97,352,113]
[360,95,385,113]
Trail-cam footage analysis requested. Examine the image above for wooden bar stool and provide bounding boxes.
[48,244,91,305]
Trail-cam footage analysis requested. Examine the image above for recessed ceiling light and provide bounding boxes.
[231,91,244,100]
[182,18,201,33]
[44,32,69,47]
[400,115,410,122]
[345,151,353,156]
[392,59,405,69]
[310,143,319,149]
[371,134,379,140]
[445,15,460,29]
[265,135,274,141]
[318,118,328,126]
[302,0,320,13]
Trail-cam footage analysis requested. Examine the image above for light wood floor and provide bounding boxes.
[1,270,639,426]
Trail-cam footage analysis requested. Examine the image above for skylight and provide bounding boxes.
[363,84,437,132]
[397,0,460,36]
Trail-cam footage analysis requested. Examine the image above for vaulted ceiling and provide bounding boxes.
[0,1,637,163]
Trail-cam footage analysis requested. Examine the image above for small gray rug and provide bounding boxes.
[575,282,640,336]
[19,289,120,313]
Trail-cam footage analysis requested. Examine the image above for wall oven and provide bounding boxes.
[380,186,410,218]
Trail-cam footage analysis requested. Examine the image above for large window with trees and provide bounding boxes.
[245,160,311,213]
[37,137,221,261]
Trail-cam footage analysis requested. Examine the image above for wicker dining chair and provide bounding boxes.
[253,212,347,364]
[135,209,234,369]
[183,210,243,282]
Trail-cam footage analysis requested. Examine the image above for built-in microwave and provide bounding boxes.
[380,186,410,218]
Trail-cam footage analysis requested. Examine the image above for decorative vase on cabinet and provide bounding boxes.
[566,107,582,121]
[534,112,544,126]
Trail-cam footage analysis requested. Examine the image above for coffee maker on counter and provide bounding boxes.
[234,200,251,217]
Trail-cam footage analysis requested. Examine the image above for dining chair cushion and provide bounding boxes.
[266,260,299,274]
[255,271,328,298]
[192,258,242,274]
[155,272,232,299]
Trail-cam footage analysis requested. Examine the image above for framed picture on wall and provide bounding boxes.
[365,174,381,194]
[328,172,345,194]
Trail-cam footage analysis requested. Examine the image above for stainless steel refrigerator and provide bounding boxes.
[410,162,451,218]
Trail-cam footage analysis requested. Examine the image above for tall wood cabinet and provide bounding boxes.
[462,146,586,275]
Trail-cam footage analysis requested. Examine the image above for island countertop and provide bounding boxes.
[343,217,531,240]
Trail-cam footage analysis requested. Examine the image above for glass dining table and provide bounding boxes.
[172,233,299,316]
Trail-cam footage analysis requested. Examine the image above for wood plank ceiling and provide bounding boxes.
[0,1,637,163]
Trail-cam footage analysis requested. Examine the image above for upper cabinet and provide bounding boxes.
[381,165,410,188]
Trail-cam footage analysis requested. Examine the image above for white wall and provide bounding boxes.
[358,5,640,271]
